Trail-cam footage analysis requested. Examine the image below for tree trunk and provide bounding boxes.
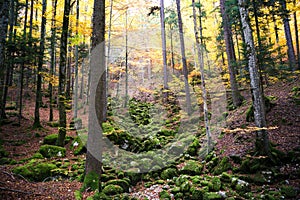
[280,0,297,70]
[192,0,211,152]
[57,0,71,146]
[85,0,106,191]
[19,0,29,125]
[293,0,300,70]
[33,0,47,128]
[0,0,9,123]
[238,0,270,156]
[160,0,168,91]
[175,0,192,115]
[49,0,57,122]
[74,0,79,119]
[124,9,128,107]
[220,0,243,107]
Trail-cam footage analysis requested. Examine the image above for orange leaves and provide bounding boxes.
[222,126,278,134]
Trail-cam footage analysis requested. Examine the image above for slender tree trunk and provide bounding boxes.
[192,0,211,152]
[176,0,192,115]
[85,0,106,191]
[33,0,47,128]
[169,25,175,73]
[74,0,79,119]
[0,0,9,123]
[160,0,168,91]
[19,0,29,125]
[57,0,71,146]
[49,0,57,122]
[293,0,300,70]
[238,0,270,156]
[280,0,297,70]
[124,9,128,107]
[220,0,243,107]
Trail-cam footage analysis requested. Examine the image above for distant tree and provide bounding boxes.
[192,0,211,152]
[279,0,297,70]
[160,0,169,91]
[220,0,243,107]
[293,0,299,70]
[49,0,58,122]
[0,0,9,123]
[238,0,270,156]
[175,0,192,115]
[57,0,72,146]
[33,0,47,128]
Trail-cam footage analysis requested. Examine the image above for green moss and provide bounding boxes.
[190,187,203,200]
[91,192,110,200]
[174,193,184,199]
[203,192,222,200]
[161,168,178,180]
[47,121,60,127]
[43,134,59,145]
[12,161,56,181]
[213,157,232,175]
[220,172,232,183]
[31,152,44,159]
[171,187,181,193]
[209,177,221,191]
[180,160,202,175]
[102,184,123,195]
[281,185,297,198]
[72,136,87,155]
[105,179,130,192]
[159,190,171,199]
[81,171,100,192]
[74,190,82,200]
[39,145,66,158]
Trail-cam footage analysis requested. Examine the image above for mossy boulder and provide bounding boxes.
[39,145,66,158]
[12,160,56,181]
[105,179,130,192]
[208,177,222,191]
[190,187,203,200]
[43,134,71,145]
[161,167,178,180]
[180,180,191,193]
[213,157,232,175]
[203,192,222,200]
[232,178,250,194]
[159,190,171,199]
[180,160,202,175]
[72,136,87,155]
[102,184,123,195]
[220,172,232,183]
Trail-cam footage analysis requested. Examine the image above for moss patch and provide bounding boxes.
[39,145,66,158]
[102,184,123,195]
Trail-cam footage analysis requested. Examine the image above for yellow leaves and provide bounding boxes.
[40,72,59,86]
[222,126,278,134]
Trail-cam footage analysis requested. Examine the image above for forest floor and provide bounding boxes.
[0,78,299,200]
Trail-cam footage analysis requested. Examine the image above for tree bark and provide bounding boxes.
[175,0,192,115]
[49,0,57,122]
[293,0,300,70]
[0,0,9,123]
[85,0,106,191]
[192,0,211,152]
[238,0,270,156]
[33,0,47,128]
[160,0,168,91]
[280,0,297,70]
[220,0,243,107]
[57,0,71,146]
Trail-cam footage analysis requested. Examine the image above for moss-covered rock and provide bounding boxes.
[105,179,130,192]
[91,192,110,200]
[159,190,171,199]
[220,172,232,183]
[213,157,232,175]
[39,145,66,158]
[209,177,222,192]
[12,160,56,181]
[190,187,203,200]
[72,136,87,155]
[180,180,191,193]
[81,171,100,192]
[102,184,123,195]
[161,167,178,180]
[180,160,202,175]
[31,152,44,159]
[203,192,222,200]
